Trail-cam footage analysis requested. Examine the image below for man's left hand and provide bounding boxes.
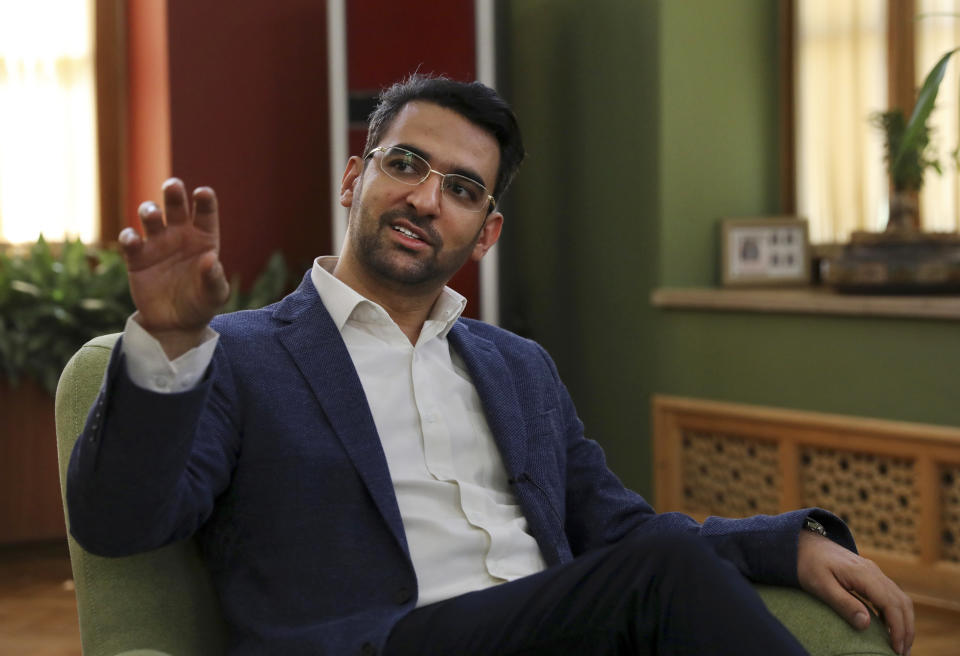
[797,530,914,655]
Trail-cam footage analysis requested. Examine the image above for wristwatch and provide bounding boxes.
[804,516,828,537]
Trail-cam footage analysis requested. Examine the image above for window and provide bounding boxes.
[0,0,98,244]
[793,0,960,243]
[795,0,888,243]
[916,0,960,233]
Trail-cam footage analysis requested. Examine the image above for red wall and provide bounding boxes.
[346,1,476,90]
[165,0,331,284]
[126,1,482,305]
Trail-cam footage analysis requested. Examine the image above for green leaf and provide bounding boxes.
[0,236,291,396]
[0,237,136,395]
[220,251,291,313]
[893,48,960,178]
[9,280,41,297]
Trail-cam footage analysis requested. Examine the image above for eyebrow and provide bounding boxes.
[393,142,488,189]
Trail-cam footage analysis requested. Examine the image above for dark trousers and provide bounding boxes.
[384,532,809,655]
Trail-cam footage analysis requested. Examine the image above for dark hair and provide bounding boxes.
[363,74,525,205]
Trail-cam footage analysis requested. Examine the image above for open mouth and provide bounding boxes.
[392,225,425,242]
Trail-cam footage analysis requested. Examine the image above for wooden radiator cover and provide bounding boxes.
[652,395,960,611]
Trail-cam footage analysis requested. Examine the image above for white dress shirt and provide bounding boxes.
[121,256,547,606]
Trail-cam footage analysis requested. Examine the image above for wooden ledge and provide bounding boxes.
[650,287,960,321]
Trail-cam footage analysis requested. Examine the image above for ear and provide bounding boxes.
[471,211,504,261]
[339,156,364,207]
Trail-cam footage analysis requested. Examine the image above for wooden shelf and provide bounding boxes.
[651,286,960,321]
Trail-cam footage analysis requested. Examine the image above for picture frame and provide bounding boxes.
[720,217,810,287]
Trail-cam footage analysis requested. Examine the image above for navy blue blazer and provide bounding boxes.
[68,273,853,655]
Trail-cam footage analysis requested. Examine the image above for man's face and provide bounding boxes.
[339,101,503,291]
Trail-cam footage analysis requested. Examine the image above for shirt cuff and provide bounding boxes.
[121,314,219,393]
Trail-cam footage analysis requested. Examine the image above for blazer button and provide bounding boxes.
[360,642,377,656]
[394,586,412,605]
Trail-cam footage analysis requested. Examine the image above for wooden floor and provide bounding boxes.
[0,541,80,656]
[1,541,958,655]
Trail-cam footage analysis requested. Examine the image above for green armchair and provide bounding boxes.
[55,334,896,655]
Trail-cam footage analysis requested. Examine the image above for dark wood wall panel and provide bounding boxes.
[166,0,331,282]
[0,384,62,543]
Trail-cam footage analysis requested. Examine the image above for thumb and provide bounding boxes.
[202,257,231,306]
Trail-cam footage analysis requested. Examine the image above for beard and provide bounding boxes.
[350,203,480,289]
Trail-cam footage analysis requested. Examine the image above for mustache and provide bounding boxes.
[380,208,442,246]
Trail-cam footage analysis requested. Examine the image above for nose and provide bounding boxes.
[404,169,444,215]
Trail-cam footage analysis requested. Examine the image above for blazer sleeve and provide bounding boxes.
[67,338,240,557]
[540,344,856,587]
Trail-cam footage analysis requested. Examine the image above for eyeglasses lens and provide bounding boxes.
[379,147,488,212]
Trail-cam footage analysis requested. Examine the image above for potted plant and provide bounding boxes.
[0,237,291,395]
[0,237,134,394]
[0,236,134,542]
[824,48,960,292]
[873,48,958,233]
[0,235,290,543]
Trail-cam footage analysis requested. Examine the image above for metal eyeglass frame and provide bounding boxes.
[364,145,496,214]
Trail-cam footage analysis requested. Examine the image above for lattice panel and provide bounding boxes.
[655,396,960,609]
[943,465,960,563]
[800,448,919,556]
[680,430,780,516]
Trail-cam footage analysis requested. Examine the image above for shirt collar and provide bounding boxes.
[310,256,467,339]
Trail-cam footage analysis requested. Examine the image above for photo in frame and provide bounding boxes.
[720,217,810,287]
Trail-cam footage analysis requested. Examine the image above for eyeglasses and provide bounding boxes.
[364,146,496,213]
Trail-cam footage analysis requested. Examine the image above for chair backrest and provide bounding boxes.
[55,334,227,656]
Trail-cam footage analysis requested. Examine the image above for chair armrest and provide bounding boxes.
[755,584,896,656]
[56,334,227,656]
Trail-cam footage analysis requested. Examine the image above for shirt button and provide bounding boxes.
[153,375,171,390]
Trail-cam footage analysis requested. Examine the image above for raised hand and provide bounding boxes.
[797,530,915,655]
[119,178,231,359]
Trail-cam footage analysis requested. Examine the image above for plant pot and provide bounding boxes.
[886,191,920,234]
[821,230,960,294]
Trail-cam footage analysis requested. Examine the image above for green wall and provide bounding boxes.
[501,0,960,499]
[500,0,661,495]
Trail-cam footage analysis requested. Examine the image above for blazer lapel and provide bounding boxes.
[448,323,529,479]
[273,276,409,557]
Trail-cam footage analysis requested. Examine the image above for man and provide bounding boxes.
[67,75,914,655]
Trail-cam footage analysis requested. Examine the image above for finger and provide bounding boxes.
[162,178,190,225]
[848,573,911,654]
[885,605,907,656]
[138,201,165,237]
[118,226,143,259]
[193,186,220,236]
[807,571,872,632]
[877,588,913,656]
[902,589,915,654]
